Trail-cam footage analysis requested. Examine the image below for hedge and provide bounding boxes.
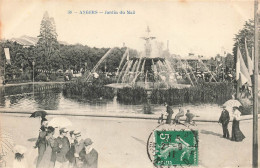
[151,82,234,105]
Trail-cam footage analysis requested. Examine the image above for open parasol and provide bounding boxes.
[48,117,72,128]
[223,99,242,108]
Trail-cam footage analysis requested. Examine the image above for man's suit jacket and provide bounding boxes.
[79,148,98,168]
[219,109,230,125]
[55,136,70,163]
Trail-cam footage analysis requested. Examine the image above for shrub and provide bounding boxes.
[20,73,31,81]
[151,82,233,105]
[35,73,47,82]
[62,78,114,100]
[239,98,253,115]
[49,73,57,81]
[117,87,147,104]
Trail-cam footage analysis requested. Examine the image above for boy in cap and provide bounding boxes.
[78,138,98,168]
[54,128,70,168]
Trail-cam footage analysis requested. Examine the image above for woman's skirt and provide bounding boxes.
[231,120,245,142]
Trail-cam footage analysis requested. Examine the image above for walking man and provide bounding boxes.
[218,105,230,139]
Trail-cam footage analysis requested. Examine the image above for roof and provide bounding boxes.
[10,35,69,46]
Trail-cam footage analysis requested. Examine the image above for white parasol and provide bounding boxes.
[48,117,72,128]
[223,99,242,108]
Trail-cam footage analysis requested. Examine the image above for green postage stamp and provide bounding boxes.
[154,130,198,167]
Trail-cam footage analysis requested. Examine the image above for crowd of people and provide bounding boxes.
[13,118,98,168]
[35,119,98,168]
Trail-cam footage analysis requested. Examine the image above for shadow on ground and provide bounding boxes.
[200,129,222,137]
[27,138,37,142]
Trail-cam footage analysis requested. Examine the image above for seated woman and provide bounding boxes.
[185,110,197,126]
[174,105,184,124]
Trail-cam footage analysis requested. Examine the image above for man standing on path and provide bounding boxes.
[54,128,70,168]
[165,102,174,124]
[218,105,230,139]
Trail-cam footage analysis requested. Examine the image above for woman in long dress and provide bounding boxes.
[231,107,245,142]
[38,126,56,168]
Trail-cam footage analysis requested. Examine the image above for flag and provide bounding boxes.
[236,46,252,86]
[4,48,11,64]
[236,48,240,81]
[245,38,253,75]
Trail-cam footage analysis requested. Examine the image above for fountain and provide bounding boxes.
[105,26,191,90]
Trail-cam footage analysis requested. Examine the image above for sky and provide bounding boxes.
[0,0,255,58]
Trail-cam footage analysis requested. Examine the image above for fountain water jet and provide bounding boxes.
[106,27,191,90]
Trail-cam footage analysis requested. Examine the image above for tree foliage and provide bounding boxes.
[36,11,60,70]
[233,19,257,68]
[0,11,139,82]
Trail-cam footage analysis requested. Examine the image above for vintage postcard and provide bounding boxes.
[0,0,259,167]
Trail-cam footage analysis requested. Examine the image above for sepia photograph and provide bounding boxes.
[0,0,259,167]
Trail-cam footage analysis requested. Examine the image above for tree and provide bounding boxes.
[233,19,257,69]
[225,53,234,70]
[36,11,60,70]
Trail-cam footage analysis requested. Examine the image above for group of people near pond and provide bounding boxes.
[12,118,98,168]
[159,102,245,142]
[158,102,197,126]
[34,119,98,168]
[218,105,245,142]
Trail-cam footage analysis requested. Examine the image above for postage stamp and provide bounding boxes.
[152,129,198,167]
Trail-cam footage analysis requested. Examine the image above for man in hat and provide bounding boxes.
[218,105,230,139]
[54,128,70,168]
[35,118,48,168]
[78,138,98,168]
[165,102,174,124]
[66,130,82,168]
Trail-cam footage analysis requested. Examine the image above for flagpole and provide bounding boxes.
[3,59,5,85]
[236,44,241,99]
[253,0,258,167]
